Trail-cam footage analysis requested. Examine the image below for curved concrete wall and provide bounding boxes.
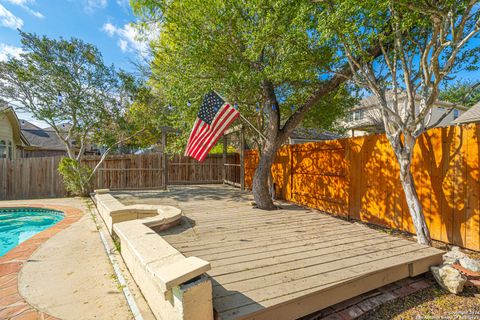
[94,190,213,320]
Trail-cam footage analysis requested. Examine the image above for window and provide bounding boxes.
[453,109,459,120]
[353,110,364,121]
[0,140,5,159]
[8,142,12,160]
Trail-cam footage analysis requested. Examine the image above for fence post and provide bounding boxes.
[162,128,168,190]
[289,144,294,201]
[50,156,55,197]
[222,135,227,183]
[240,126,245,191]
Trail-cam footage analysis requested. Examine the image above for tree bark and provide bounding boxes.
[252,80,281,210]
[390,136,432,245]
[252,138,279,210]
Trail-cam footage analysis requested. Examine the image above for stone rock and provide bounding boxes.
[443,246,468,265]
[459,257,480,273]
[431,264,467,294]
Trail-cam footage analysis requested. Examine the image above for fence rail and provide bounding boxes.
[0,152,239,200]
[245,123,480,251]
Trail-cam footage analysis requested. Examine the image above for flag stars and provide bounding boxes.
[185,91,240,161]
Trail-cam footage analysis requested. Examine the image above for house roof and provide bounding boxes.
[0,103,30,146]
[20,120,66,150]
[453,101,480,125]
[354,92,468,111]
[290,128,341,141]
[19,119,42,130]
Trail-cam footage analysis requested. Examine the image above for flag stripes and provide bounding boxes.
[184,92,240,162]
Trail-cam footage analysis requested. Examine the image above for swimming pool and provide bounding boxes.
[0,208,64,257]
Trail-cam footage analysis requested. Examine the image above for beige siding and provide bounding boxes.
[0,114,17,159]
[430,107,464,127]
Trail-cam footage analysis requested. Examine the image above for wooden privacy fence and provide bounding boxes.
[0,156,66,200]
[0,152,239,200]
[245,123,480,251]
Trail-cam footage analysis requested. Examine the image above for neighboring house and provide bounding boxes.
[288,128,341,144]
[453,101,480,125]
[20,120,99,158]
[0,102,99,159]
[20,120,70,157]
[0,103,29,159]
[343,94,468,137]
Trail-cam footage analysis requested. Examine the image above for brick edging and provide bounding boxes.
[0,204,83,320]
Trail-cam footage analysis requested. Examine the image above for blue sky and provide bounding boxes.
[0,0,147,125]
[0,1,479,126]
[0,0,143,72]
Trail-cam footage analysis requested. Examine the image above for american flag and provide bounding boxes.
[184,91,240,161]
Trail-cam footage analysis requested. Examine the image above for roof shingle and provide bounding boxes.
[453,101,480,124]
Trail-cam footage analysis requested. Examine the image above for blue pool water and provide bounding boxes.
[0,208,64,257]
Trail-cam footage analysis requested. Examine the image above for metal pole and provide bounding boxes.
[162,128,167,190]
[213,90,266,141]
[239,114,267,141]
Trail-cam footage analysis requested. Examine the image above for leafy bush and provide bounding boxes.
[58,157,93,196]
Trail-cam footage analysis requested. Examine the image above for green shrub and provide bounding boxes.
[58,157,93,196]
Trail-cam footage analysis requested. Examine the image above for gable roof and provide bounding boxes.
[354,92,468,111]
[0,103,29,146]
[290,128,341,141]
[19,119,42,130]
[20,120,66,150]
[453,101,480,125]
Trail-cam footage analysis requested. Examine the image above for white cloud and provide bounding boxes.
[102,22,154,56]
[116,0,130,9]
[0,4,23,29]
[102,22,116,36]
[83,0,108,13]
[0,43,23,61]
[4,0,30,5]
[3,0,44,19]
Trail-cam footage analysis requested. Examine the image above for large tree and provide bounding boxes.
[319,0,480,244]
[131,0,363,209]
[0,31,142,195]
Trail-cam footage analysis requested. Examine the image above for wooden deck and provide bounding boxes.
[115,185,444,320]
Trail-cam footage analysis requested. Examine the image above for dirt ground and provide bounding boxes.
[354,221,480,320]
[358,284,479,320]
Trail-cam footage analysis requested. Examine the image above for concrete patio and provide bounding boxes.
[114,185,445,320]
[0,197,155,320]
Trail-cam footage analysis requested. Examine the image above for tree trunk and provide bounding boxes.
[252,139,278,210]
[392,136,432,246]
[399,166,431,245]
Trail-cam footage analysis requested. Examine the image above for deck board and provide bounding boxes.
[114,185,444,320]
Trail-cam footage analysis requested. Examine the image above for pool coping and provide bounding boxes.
[0,204,83,320]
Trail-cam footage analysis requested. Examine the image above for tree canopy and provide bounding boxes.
[132,0,355,149]
[0,31,143,195]
[440,80,480,107]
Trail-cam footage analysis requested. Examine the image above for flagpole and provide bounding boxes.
[213,90,267,141]
[239,113,267,141]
